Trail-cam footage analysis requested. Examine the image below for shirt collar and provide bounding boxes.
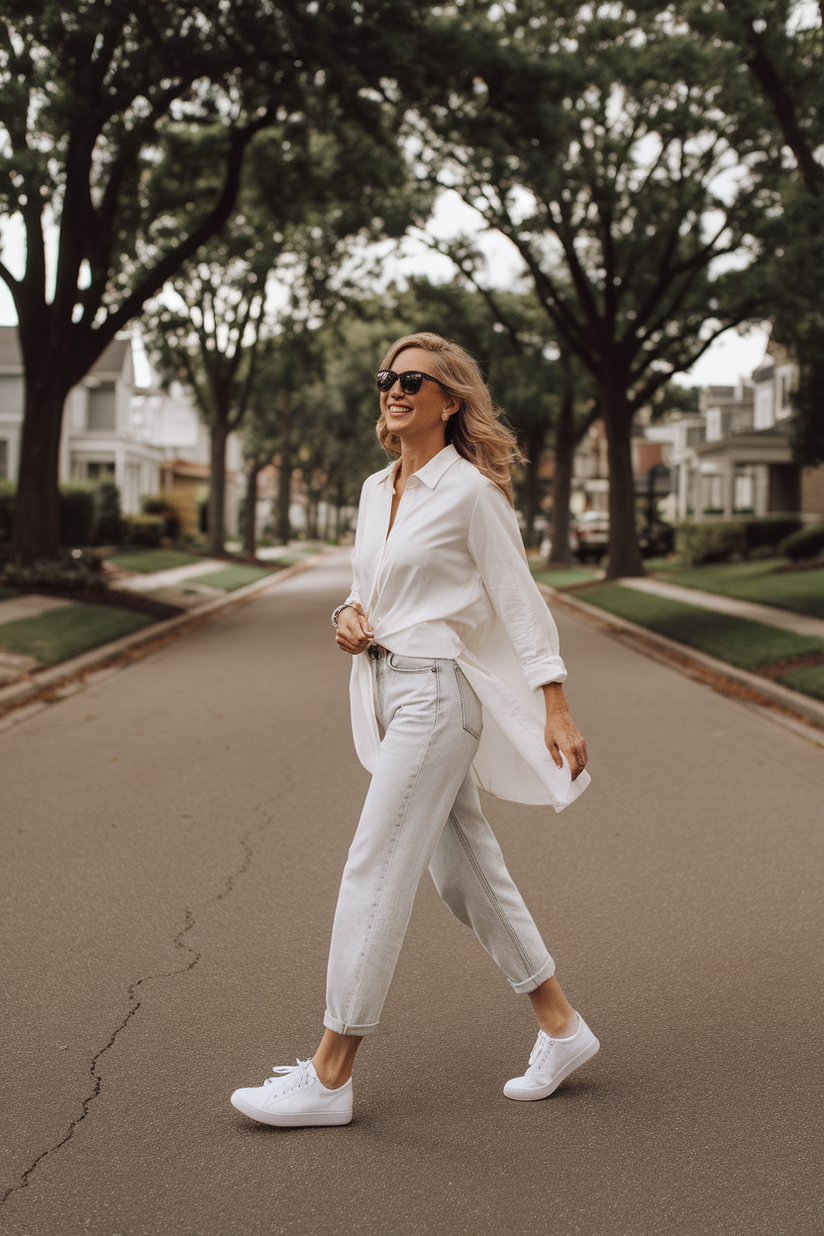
[377,444,461,490]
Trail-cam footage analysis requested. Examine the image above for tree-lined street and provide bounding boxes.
[1,555,822,1235]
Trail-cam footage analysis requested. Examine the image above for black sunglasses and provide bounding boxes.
[376,369,445,395]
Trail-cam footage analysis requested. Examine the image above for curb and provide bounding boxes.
[537,582,824,732]
[0,556,320,718]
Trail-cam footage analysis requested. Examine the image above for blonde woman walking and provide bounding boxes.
[231,333,597,1127]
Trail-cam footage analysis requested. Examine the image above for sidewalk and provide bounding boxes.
[618,576,824,639]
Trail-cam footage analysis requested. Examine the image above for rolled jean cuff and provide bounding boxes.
[508,953,556,996]
[323,1011,380,1037]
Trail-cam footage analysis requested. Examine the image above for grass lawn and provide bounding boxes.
[655,558,824,619]
[0,603,153,664]
[582,584,824,670]
[778,663,824,701]
[532,566,599,588]
[190,564,273,592]
[0,586,15,600]
[107,549,203,573]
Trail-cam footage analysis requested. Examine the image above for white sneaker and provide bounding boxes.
[503,1014,599,1101]
[231,1059,353,1127]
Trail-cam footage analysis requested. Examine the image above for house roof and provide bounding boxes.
[0,326,130,376]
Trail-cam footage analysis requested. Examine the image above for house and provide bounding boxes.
[0,327,241,534]
[685,345,823,522]
[0,327,163,511]
[130,381,242,538]
[567,341,824,528]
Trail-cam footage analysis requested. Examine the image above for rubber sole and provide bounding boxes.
[503,1036,600,1101]
[230,1091,353,1127]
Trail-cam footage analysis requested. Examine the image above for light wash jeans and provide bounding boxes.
[324,648,555,1036]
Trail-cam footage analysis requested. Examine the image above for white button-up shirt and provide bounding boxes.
[346,444,590,811]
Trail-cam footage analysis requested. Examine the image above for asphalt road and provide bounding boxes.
[1,550,822,1236]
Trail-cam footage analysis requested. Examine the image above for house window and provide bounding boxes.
[87,383,116,430]
[0,439,7,480]
[733,470,755,513]
[86,460,116,480]
[753,384,775,430]
[702,474,723,513]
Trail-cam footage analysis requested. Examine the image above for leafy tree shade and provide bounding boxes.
[143,106,432,554]
[0,0,452,563]
[420,1,773,576]
[689,0,824,463]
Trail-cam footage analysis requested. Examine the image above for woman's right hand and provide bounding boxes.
[335,603,374,655]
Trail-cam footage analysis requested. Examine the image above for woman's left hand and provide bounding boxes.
[542,683,588,781]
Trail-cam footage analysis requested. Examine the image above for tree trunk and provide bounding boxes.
[207,414,229,556]
[275,394,292,546]
[243,463,261,556]
[307,493,318,540]
[549,384,575,567]
[601,380,644,579]
[10,377,68,563]
[520,422,545,547]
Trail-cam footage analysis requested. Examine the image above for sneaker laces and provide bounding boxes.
[526,1031,553,1078]
[263,1058,315,1096]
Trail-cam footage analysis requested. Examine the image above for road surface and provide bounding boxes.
[1,550,822,1235]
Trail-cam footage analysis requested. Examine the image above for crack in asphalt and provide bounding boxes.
[0,815,265,1209]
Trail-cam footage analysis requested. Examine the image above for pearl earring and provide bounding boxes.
[442,411,450,421]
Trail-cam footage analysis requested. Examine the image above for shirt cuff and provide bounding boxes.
[521,656,568,691]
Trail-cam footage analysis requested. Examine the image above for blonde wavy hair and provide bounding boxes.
[376,333,522,504]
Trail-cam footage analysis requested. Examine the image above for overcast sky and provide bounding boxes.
[0,189,770,387]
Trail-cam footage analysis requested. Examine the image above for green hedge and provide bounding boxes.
[122,513,165,548]
[0,481,126,548]
[675,517,803,565]
[780,523,824,561]
[59,483,96,547]
[92,481,122,545]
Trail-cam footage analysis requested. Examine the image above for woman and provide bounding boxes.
[231,333,597,1128]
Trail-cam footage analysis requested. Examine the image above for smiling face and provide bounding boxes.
[380,347,460,452]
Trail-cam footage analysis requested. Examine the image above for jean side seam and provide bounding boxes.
[341,667,443,1030]
[449,810,538,978]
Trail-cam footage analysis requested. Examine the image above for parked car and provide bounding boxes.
[569,512,674,563]
[570,510,609,562]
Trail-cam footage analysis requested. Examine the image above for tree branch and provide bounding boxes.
[78,111,275,371]
[745,25,823,194]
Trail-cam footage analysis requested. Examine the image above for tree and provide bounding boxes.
[418,1,773,576]
[0,0,452,562]
[142,104,433,553]
[143,237,269,555]
[688,0,824,463]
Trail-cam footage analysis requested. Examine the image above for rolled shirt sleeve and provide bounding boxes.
[467,484,567,690]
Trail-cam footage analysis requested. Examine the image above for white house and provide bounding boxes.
[0,327,240,534]
[0,327,162,512]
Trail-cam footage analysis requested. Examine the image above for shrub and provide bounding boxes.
[780,523,824,561]
[59,483,96,547]
[122,513,165,548]
[2,548,106,591]
[675,521,747,565]
[141,496,180,540]
[743,517,802,552]
[0,483,119,549]
[93,481,123,545]
[675,517,805,565]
